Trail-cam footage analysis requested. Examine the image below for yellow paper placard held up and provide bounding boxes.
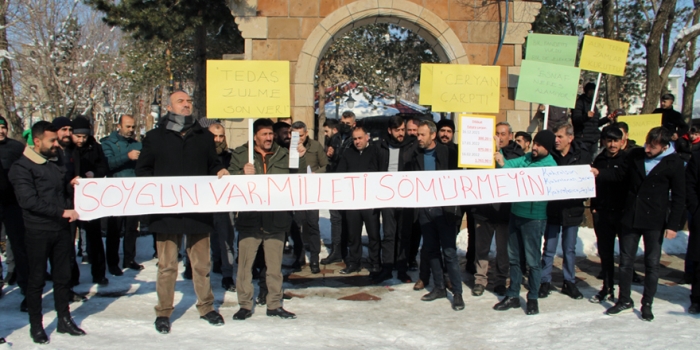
[579,35,630,76]
[457,114,496,169]
[419,64,437,106]
[431,65,500,113]
[206,60,290,119]
[617,114,662,144]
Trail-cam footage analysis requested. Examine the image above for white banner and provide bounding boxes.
[74,166,596,220]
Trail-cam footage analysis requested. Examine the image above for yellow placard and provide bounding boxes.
[206,60,290,119]
[431,65,500,113]
[579,35,630,76]
[616,114,663,144]
[418,64,436,105]
[457,114,496,169]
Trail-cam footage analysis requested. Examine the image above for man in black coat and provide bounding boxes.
[572,82,608,155]
[336,125,381,275]
[374,115,416,284]
[685,148,700,314]
[135,91,228,333]
[0,115,30,304]
[653,93,689,140]
[9,121,85,343]
[592,126,685,321]
[70,116,110,284]
[471,122,524,297]
[540,122,592,300]
[405,120,464,311]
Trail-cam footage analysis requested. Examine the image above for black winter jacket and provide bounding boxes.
[0,138,25,206]
[404,142,458,216]
[135,121,224,235]
[546,140,592,226]
[70,135,108,179]
[336,143,379,173]
[654,107,689,137]
[591,149,628,213]
[685,149,700,262]
[571,94,602,146]
[9,147,71,231]
[376,135,415,172]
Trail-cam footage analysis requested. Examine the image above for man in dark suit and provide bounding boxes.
[592,126,685,321]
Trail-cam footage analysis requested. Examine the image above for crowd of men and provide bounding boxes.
[1,89,700,344]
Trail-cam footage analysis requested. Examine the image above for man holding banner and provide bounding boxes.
[571,83,604,155]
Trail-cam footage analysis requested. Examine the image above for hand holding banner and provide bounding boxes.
[515,60,580,108]
[579,35,630,76]
[431,64,500,113]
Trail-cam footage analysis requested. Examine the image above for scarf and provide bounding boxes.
[644,143,675,175]
[215,140,228,155]
[164,112,195,133]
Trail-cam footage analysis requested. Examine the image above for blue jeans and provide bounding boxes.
[506,214,546,300]
[419,207,462,295]
[541,224,579,284]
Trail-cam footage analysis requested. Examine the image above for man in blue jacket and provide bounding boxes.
[101,114,144,273]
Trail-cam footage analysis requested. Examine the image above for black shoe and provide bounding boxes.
[309,262,321,274]
[183,265,192,280]
[57,316,86,336]
[641,303,654,321]
[233,308,252,320]
[212,261,222,274]
[494,285,507,297]
[256,289,268,306]
[200,311,224,326]
[339,264,361,274]
[452,294,465,311]
[421,288,447,301]
[290,261,303,273]
[20,298,28,312]
[267,307,296,319]
[407,261,418,271]
[493,296,521,311]
[606,301,634,315]
[526,299,539,315]
[0,337,5,344]
[632,272,643,284]
[538,282,551,299]
[30,326,49,344]
[397,272,412,283]
[93,277,109,285]
[6,271,16,285]
[472,284,485,297]
[108,266,123,276]
[154,317,170,334]
[124,261,144,271]
[689,302,700,314]
[70,290,88,303]
[320,251,342,265]
[589,287,615,303]
[561,281,583,300]
[222,277,236,292]
[371,269,393,284]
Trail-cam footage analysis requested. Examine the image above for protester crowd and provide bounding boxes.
[1,89,699,344]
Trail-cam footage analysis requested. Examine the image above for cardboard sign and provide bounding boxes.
[516,59,581,108]
[206,60,290,118]
[579,35,630,76]
[457,114,496,169]
[616,114,663,144]
[74,166,596,220]
[525,33,579,66]
[289,131,300,169]
[418,63,437,105]
[431,64,500,113]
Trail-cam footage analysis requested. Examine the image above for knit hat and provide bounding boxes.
[436,119,455,132]
[52,116,72,129]
[533,130,555,154]
[0,115,6,126]
[72,116,91,135]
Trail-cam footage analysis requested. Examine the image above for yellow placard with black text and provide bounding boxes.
[616,114,662,144]
[579,36,630,76]
[431,65,500,113]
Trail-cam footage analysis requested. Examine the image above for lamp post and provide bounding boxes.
[334,85,340,120]
[345,94,356,109]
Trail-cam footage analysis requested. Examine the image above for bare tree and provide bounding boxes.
[0,0,21,138]
[681,1,700,121]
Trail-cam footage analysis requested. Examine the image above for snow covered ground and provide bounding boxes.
[1,210,699,349]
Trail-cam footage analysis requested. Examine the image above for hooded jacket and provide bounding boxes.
[546,140,592,226]
[100,131,142,178]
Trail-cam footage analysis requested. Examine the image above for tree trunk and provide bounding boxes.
[0,0,21,139]
[682,3,700,123]
[643,0,677,114]
[193,16,207,119]
[602,0,620,112]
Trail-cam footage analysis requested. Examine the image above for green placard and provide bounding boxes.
[525,33,579,67]
[516,60,580,108]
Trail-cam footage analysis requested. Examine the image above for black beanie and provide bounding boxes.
[533,130,555,154]
[436,119,455,132]
[52,116,72,130]
[72,116,91,135]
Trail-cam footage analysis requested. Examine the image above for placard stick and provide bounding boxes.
[590,72,602,112]
[543,104,550,130]
[248,118,255,165]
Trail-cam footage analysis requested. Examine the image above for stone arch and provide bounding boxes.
[293,0,469,118]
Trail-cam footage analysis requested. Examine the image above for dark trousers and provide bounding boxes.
[295,210,321,264]
[506,214,546,300]
[69,222,80,285]
[474,217,509,287]
[408,215,421,265]
[419,207,462,294]
[25,228,73,326]
[81,220,106,279]
[1,204,28,293]
[106,215,139,268]
[618,229,663,305]
[329,209,348,258]
[288,219,304,264]
[380,208,402,270]
[345,209,380,267]
[462,206,476,269]
[593,211,620,290]
[691,261,700,303]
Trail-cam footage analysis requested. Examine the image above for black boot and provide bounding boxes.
[320,248,342,265]
[688,302,700,314]
[641,303,654,321]
[421,288,446,301]
[233,308,252,320]
[222,277,236,292]
[526,299,539,315]
[561,281,583,300]
[370,268,393,284]
[57,316,86,336]
[538,282,551,298]
[339,264,361,274]
[200,311,224,326]
[267,307,296,319]
[452,294,465,311]
[154,317,170,334]
[310,262,321,274]
[256,289,268,306]
[30,326,49,344]
[493,296,521,311]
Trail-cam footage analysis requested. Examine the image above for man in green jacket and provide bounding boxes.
[228,118,305,321]
[492,130,557,316]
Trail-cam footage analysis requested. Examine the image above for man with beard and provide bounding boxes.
[9,121,85,343]
[208,122,236,292]
[101,114,144,274]
[471,122,524,297]
[70,116,110,284]
[136,90,228,333]
[0,115,30,308]
[514,131,532,152]
[406,117,420,137]
[374,115,415,283]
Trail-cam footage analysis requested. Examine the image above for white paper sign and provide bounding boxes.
[289,131,300,169]
[458,114,496,168]
[74,166,596,220]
